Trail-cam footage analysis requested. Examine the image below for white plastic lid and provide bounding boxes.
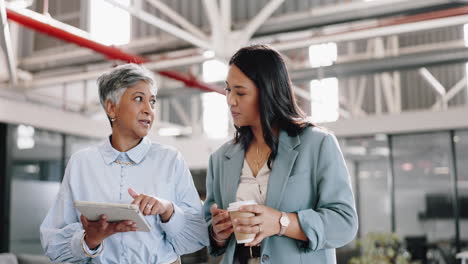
[227,200,257,211]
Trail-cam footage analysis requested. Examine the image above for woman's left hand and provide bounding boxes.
[128,188,174,222]
[235,204,281,246]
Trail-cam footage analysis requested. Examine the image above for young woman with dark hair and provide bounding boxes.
[203,45,358,264]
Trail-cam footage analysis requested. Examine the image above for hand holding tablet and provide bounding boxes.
[75,200,152,232]
[74,188,175,250]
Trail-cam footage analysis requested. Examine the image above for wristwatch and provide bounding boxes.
[278,212,290,236]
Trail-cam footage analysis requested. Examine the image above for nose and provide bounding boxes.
[143,100,153,115]
[226,92,237,107]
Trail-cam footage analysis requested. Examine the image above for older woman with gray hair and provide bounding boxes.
[40,63,208,263]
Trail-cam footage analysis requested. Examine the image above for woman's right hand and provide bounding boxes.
[80,214,137,249]
[210,204,233,246]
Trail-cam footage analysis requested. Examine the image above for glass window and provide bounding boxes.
[342,135,391,237]
[8,125,101,254]
[310,78,339,123]
[89,0,131,46]
[392,132,454,244]
[308,42,337,68]
[9,125,64,254]
[455,130,468,247]
[202,59,228,83]
[65,135,100,165]
[202,92,229,139]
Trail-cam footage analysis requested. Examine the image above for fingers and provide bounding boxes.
[131,193,145,207]
[234,216,262,227]
[212,210,230,226]
[235,224,260,235]
[112,220,138,233]
[245,233,264,247]
[139,196,152,212]
[98,215,109,231]
[128,188,139,199]
[130,191,160,215]
[80,215,88,228]
[150,203,160,215]
[217,226,234,238]
[210,204,220,216]
[141,196,162,215]
[240,204,263,214]
[213,219,233,234]
[244,224,264,247]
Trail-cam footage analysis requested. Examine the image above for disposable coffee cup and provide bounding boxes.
[228,200,257,244]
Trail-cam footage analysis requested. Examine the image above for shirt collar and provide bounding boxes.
[99,136,152,165]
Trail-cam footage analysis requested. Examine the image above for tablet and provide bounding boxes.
[75,201,152,232]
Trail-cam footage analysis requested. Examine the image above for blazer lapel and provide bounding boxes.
[221,143,245,209]
[265,131,300,209]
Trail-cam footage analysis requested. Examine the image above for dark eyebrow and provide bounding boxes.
[225,81,247,89]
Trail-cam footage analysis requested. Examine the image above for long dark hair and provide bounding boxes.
[229,44,312,168]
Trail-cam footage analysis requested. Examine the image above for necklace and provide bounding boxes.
[115,160,135,166]
[254,145,270,173]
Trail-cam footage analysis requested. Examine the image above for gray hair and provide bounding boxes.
[97,63,157,109]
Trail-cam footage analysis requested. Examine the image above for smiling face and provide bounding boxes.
[225,65,261,128]
[106,80,156,140]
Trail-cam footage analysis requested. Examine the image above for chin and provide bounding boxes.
[234,121,251,127]
[233,120,244,127]
[135,129,150,138]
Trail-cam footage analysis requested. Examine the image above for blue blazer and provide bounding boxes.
[203,127,358,264]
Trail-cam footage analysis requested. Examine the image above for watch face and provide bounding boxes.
[280,215,290,226]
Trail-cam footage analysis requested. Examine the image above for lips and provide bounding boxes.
[231,111,240,118]
[139,120,151,127]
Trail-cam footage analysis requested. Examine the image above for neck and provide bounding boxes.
[111,128,142,152]
[251,124,266,146]
[250,123,279,148]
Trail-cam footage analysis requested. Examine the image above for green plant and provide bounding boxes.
[348,232,417,264]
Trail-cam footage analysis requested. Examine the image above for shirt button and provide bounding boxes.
[262,254,269,262]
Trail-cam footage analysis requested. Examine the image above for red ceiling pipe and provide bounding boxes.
[158,70,225,93]
[305,6,468,41]
[6,7,224,94]
[379,5,468,27]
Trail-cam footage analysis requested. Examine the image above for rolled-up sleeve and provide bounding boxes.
[162,153,209,255]
[203,155,229,257]
[40,159,91,263]
[297,134,358,251]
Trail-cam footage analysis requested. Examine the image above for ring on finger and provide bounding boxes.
[146,204,153,210]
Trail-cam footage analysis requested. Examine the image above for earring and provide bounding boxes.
[110,117,116,122]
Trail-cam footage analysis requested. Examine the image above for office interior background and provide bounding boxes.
[1,0,468,263]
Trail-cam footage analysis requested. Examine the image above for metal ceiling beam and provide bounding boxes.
[6,5,223,94]
[6,5,147,63]
[0,0,17,86]
[202,0,222,55]
[326,106,468,137]
[240,0,284,43]
[419,68,447,96]
[104,0,211,50]
[16,1,468,73]
[290,47,468,82]
[220,0,231,36]
[271,6,468,51]
[146,0,208,41]
[255,0,459,36]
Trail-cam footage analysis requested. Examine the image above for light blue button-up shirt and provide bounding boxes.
[40,137,209,264]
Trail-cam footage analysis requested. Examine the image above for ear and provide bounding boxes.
[105,100,117,120]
